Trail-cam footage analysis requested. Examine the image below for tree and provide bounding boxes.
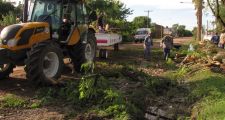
[193,0,203,41]
[177,25,186,37]
[86,0,133,42]
[86,0,132,20]
[192,27,198,40]
[172,24,179,37]
[0,0,15,19]
[132,16,151,28]
[206,0,225,29]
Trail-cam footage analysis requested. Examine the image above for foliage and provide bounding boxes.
[79,75,107,100]
[1,94,26,108]
[172,24,193,37]
[81,61,95,74]
[206,0,225,28]
[30,102,42,109]
[132,16,151,29]
[165,58,176,69]
[192,27,197,40]
[87,0,133,42]
[0,0,15,19]
[0,11,18,26]
[87,0,132,20]
[165,66,189,83]
[188,69,225,119]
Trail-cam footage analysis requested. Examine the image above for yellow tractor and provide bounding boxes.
[0,0,97,85]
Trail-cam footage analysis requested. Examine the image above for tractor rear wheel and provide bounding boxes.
[25,41,64,85]
[0,63,14,79]
[68,31,96,73]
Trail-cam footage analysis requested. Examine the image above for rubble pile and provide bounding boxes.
[175,41,225,73]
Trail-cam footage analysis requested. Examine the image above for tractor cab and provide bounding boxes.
[29,0,90,43]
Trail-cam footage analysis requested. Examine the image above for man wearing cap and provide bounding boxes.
[161,33,174,60]
[144,33,153,60]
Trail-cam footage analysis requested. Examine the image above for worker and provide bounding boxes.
[144,32,153,60]
[61,16,72,40]
[219,30,225,49]
[161,33,173,60]
[98,12,105,33]
[211,32,220,45]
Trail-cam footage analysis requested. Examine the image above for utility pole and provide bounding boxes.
[144,10,152,28]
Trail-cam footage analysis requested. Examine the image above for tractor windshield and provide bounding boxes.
[31,0,61,30]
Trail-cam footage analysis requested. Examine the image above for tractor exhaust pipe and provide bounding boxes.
[23,0,29,22]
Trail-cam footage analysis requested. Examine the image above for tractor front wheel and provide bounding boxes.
[25,41,64,85]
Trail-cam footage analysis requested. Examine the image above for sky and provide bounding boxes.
[120,0,215,30]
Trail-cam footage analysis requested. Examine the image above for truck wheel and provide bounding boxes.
[99,49,108,59]
[68,31,96,73]
[25,41,64,85]
[0,63,14,79]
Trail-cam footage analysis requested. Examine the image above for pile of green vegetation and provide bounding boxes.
[164,41,225,119]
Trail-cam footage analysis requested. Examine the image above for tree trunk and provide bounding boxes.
[197,0,203,41]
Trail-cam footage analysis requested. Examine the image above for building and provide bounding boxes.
[151,23,164,38]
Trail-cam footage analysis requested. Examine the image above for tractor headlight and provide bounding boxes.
[7,39,18,47]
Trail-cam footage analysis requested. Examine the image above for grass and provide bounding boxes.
[0,94,26,108]
[165,61,225,119]
[187,69,225,119]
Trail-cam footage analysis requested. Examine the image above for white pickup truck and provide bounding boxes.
[95,33,122,59]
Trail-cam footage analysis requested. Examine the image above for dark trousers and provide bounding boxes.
[144,46,151,60]
[163,48,170,60]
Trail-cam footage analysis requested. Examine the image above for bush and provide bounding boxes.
[0,11,18,26]
[1,94,26,108]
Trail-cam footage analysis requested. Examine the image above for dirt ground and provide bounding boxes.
[0,37,192,120]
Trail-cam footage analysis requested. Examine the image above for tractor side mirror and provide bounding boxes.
[89,11,97,22]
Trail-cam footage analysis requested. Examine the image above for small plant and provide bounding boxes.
[165,58,176,69]
[172,66,189,82]
[104,89,125,105]
[1,94,26,108]
[81,61,95,74]
[79,75,108,100]
[35,87,56,105]
[58,82,80,105]
[30,102,42,109]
